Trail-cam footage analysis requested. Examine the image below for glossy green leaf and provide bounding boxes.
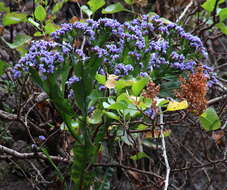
[81,5,93,17]
[33,31,43,37]
[132,78,149,96]
[124,0,134,5]
[103,111,120,120]
[107,100,128,110]
[95,73,106,84]
[218,8,227,22]
[102,3,126,14]
[3,12,27,26]
[157,99,169,107]
[130,152,150,160]
[199,107,221,131]
[1,34,32,49]
[201,0,225,13]
[136,124,148,130]
[88,0,105,13]
[44,22,57,34]
[34,5,46,22]
[115,79,134,90]
[215,23,227,34]
[116,93,131,104]
[52,2,64,13]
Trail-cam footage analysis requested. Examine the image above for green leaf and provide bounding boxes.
[72,141,97,189]
[132,78,149,96]
[115,79,134,90]
[33,31,43,37]
[0,2,10,12]
[157,99,169,107]
[215,23,227,34]
[3,12,27,26]
[88,109,103,124]
[107,100,128,110]
[44,22,58,34]
[34,5,46,22]
[199,107,221,131]
[81,5,93,17]
[103,111,120,120]
[116,93,131,104]
[52,2,64,13]
[95,74,106,84]
[1,34,32,49]
[136,124,148,130]
[201,0,225,13]
[124,0,134,5]
[102,3,126,14]
[0,60,7,76]
[130,152,150,160]
[218,8,227,22]
[88,0,105,13]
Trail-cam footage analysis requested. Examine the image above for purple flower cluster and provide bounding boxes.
[13,14,216,89]
[50,15,210,77]
[12,40,65,79]
[114,64,134,76]
[203,65,218,87]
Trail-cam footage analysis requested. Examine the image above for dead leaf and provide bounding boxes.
[0,25,4,35]
[105,74,118,89]
[212,130,224,144]
[70,16,80,23]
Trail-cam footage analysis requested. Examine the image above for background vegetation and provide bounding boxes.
[0,0,226,190]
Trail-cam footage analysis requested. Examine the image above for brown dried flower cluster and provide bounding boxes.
[142,81,160,108]
[176,66,208,115]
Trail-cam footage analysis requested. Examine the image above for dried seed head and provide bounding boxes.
[176,66,208,115]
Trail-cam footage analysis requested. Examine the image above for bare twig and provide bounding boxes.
[208,94,227,105]
[176,0,194,23]
[0,144,70,163]
[92,163,164,180]
[0,109,18,120]
[159,108,170,190]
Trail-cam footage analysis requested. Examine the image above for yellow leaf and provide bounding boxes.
[105,74,118,89]
[167,100,188,111]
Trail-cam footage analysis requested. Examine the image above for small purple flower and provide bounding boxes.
[75,49,85,58]
[139,72,149,77]
[99,85,106,91]
[114,64,134,76]
[66,76,80,85]
[88,106,95,114]
[38,135,46,141]
[144,108,156,119]
[92,46,108,58]
[68,89,74,98]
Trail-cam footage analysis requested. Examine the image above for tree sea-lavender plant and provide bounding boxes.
[12,14,218,189]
